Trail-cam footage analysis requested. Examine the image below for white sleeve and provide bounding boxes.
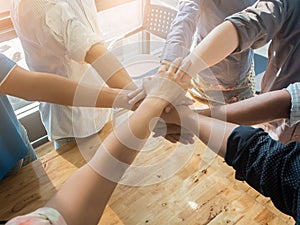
[285,83,300,127]
[45,2,104,62]
[161,0,201,62]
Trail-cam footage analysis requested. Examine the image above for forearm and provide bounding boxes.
[196,90,291,125]
[1,66,78,104]
[185,21,239,77]
[47,97,168,225]
[1,65,133,108]
[86,43,136,90]
[103,97,168,164]
[181,111,237,158]
[162,106,236,157]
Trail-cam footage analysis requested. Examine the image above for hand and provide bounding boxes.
[141,75,193,106]
[159,58,193,114]
[153,122,194,145]
[156,105,196,144]
[158,59,192,90]
[125,60,174,106]
[127,87,146,106]
[157,60,171,76]
[114,89,141,110]
[173,59,193,91]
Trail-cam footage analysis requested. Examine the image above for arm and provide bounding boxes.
[184,0,286,78]
[45,3,136,91]
[184,20,239,78]
[166,106,238,157]
[44,65,186,225]
[160,102,299,221]
[184,107,300,220]
[158,83,294,145]
[45,96,168,225]
[161,0,200,62]
[196,89,291,125]
[85,43,137,90]
[0,65,133,109]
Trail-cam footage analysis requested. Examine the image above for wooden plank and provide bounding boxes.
[0,14,17,42]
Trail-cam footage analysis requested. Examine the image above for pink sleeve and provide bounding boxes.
[6,207,67,225]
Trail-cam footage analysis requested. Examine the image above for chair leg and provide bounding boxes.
[142,31,150,54]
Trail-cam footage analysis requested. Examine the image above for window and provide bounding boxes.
[0,0,143,147]
[0,0,178,147]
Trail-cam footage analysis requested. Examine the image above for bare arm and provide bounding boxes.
[196,90,291,125]
[44,63,187,225]
[45,97,168,225]
[157,88,291,146]
[161,106,237,158]
[184,21,239,78]
[85,43,137,90]
[43,61,188,225]
[0,65,132,109]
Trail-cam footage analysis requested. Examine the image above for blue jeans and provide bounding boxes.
[5,122,37,177]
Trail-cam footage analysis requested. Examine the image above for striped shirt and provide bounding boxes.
[286,83,300,127]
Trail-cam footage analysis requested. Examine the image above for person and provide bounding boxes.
[174,0,300,143]
[5,59,189,225]
[160,0,257,104]
[6,62,300,224]
[152,80,300,223]
[0,53,134,180]
[10,0,137,149]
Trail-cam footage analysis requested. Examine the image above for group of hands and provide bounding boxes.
[127,58,197,145]
[128,58,193,107]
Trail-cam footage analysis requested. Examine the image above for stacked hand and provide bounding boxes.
[128,58,194,107]
[158,58,193,91]
[153,120,194,145]
[126,58,197,145]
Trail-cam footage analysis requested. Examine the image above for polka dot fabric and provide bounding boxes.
[226,125,300,224]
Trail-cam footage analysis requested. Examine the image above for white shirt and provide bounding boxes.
[11,0,112,140]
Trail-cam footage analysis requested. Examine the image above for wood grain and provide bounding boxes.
[0,120,295,225]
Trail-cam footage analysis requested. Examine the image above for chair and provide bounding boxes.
[108,3,177,52]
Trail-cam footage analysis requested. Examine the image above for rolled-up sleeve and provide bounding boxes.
[161,0,201,61]
[45,2,104,62]
[0,54,17,86]
[6,207,67,225]
[225,0,287,52]
[226,125,300,222]
[286,83,300,127]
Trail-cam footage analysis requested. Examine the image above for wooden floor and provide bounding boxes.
[0,115,295,225]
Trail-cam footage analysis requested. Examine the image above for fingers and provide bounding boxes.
[128,88,146,105]
[167,58,182,79]
[153,123,179,137]
[175,60,191,81]
[159,132,194,145]
[163,58,192,91]
[165,134,180,143]
[157,60,171,75]
[164,97,194,113]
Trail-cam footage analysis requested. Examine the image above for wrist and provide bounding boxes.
[142,96,169,110]
[144,96,169,108]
